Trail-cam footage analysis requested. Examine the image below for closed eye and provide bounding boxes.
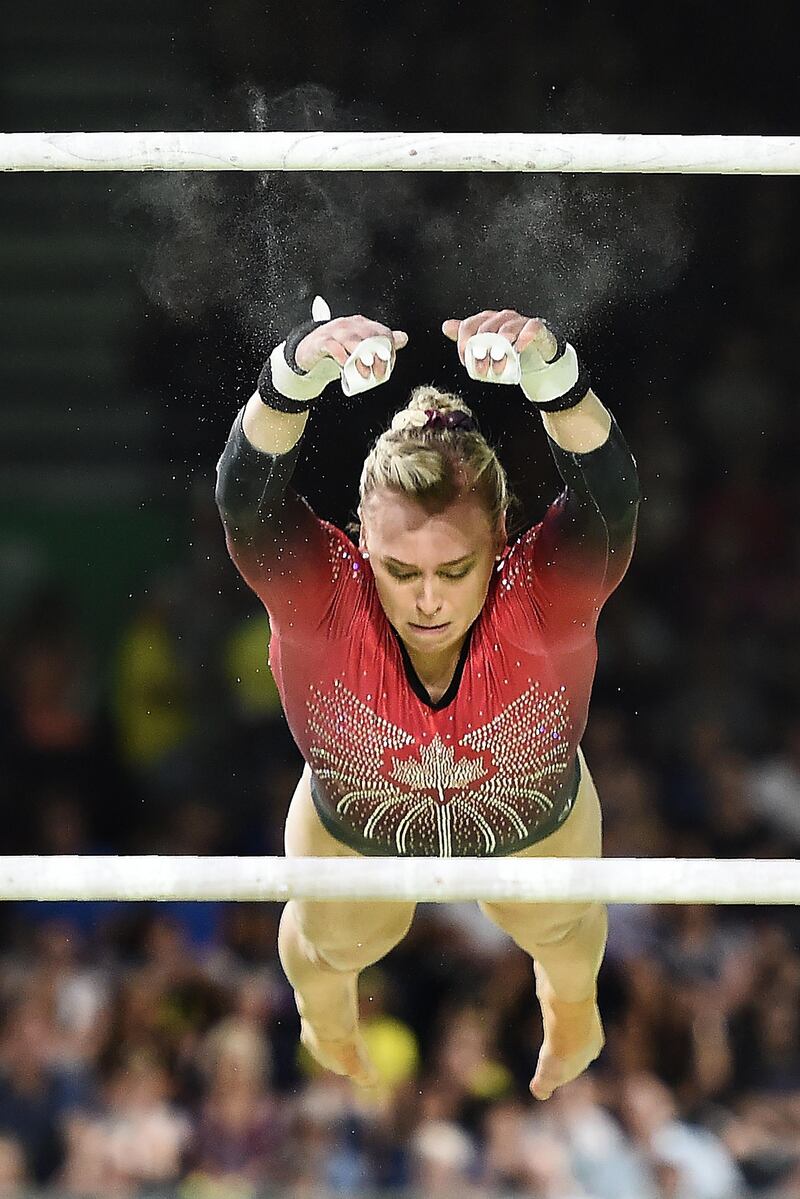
[389,566,473,582]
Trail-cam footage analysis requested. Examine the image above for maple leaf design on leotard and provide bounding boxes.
[306,678,571,857]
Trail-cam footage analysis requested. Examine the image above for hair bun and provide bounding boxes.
[360,384,509,532]
[391,385,476,435]
[390,407,430,433]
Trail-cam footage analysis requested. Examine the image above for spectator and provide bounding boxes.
[619,1073,744,1199]
[111,571,197,800]
[0,996,93,1185]
[185,1016,288,1190]
[554,1076,660,1199]
[0,1134,28,1199]
[747,712,800,844]
[408,1118,481,1199]
[58,1048,190,1196]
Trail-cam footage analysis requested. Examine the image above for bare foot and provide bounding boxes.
[529,996,604,1101]
[300,1019,379,1088]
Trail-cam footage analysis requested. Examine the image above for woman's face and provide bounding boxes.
[361,487,505,660]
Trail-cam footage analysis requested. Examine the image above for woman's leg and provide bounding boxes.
[478,747,607,1100]
[278,765,416,1085]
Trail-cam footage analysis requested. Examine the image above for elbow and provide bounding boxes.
[214,470,230,523]
[214,475,241,534]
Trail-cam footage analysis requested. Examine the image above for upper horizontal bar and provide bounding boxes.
[2,132,800,174]
[3,856,800,903]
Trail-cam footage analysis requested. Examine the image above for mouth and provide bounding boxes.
[409,622,450,635]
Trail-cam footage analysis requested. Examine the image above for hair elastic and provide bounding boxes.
[423,408,477,433]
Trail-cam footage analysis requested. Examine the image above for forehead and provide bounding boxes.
[363,488,492,557]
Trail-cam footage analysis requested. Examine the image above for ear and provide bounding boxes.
[494,510,508,558]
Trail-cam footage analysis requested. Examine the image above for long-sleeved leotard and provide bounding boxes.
[216,400,640,857]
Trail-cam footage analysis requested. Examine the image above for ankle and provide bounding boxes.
[300,1015,362,1045]
[539,990,597,1011]
[298,999,360,1041]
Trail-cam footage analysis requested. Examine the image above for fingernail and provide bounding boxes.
[472,345,488,360]
[375,346,391,362]
[490,344,506,361]
[359,351,375,368]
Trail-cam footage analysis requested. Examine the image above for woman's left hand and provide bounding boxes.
[442,309,558,376]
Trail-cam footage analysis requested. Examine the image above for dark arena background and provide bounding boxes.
[2,3,800,1196]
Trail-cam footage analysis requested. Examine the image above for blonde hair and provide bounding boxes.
[359,385,510,532]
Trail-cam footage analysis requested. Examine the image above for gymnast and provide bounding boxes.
[215,302,640,1099]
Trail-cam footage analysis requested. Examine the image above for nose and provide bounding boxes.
[415,576,443,620]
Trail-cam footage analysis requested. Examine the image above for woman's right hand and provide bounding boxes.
[295,315,408,379]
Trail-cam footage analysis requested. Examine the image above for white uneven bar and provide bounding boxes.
[2,132,800,174]
[1,856,799,903]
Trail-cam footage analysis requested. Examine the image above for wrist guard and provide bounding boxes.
[259,312,340,415]
[519,335,591,412]
[258,296,395,414]
[463,323,590,412]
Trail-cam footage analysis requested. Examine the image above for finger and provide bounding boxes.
[356,340,395,379]
[514,317,547,356]
[490,343,508,374]
[354,318,405,350]
[321,337,350,368]
[375,341,394,376]
[357,343,387,379]
[498,317,526,344]
[477,309,521,336]
[442,319,460,341]
[342,334,369,355]
[347,333,396,378]
[358,320,394,341]
[336,316,394,342]
[457,310,501,363]
[471,343,490,376]
[458,309,500,341]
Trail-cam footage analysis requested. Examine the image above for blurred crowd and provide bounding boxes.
[2,176,800,1199]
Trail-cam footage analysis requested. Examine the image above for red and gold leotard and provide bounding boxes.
[215,403,639,857]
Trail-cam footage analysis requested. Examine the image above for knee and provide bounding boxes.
[479,899,605,952]
[314,910,414,973]
[535,901,607,948]
[282,900,414,974]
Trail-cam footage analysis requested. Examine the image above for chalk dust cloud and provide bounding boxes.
[132,84,691,347]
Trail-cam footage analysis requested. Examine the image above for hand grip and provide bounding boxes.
[464,333,521,385]
[341,336,395,396]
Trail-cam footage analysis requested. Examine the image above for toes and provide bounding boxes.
[345,1044,379,1088]
[301,1021,378,1087]
[354,1063,380,1088]
[529,1073,555,1102]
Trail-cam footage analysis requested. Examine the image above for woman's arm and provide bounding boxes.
[540,388,612,454]
[240,301,407,454]
[442,311,609,452]
[441,309,639,637]
[215,310,407,633]
[242,392,309,455]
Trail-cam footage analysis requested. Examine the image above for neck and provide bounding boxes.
[404,635,465,693]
